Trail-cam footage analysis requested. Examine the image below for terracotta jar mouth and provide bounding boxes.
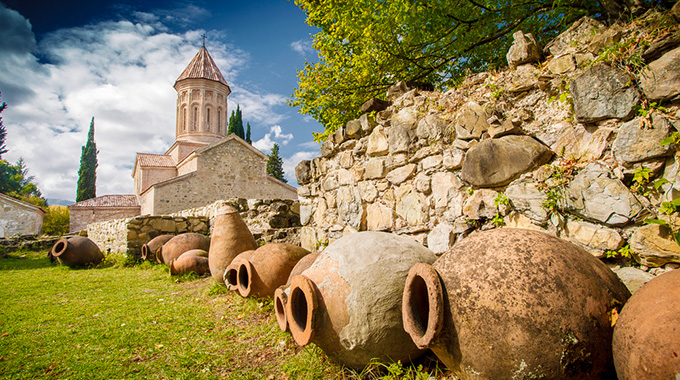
[224,265,239,289]
[237,261,253,297]
[52,239,68,257]
[274,287,288,332]
[287,275,317,346]
[402,263,444,349]
[141,245,150,260]
[155,249,163,264]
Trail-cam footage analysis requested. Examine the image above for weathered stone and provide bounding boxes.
[338,151,354,169]
[364,158,386,179]
[503,212,546,232]
[295,160,312,185]
[337,186,363,230]
[427,223,455,254]
[149,218,176,232]
[389,124,415,154]
[322,175,339,191]
[387,154,408,170]
[421,155,443,170]
[641,30,680,62]
[366,126,389,156]
[359,113,377,134]
[414,172,431,194]
[366,203,393,231]
[570,63,640,123]
[392,108,419,129]
[613,113,673,164]
[587,26,622,54]
[639,46,680,101]
[431,172,464,209]
[630,224,680,267]
[332,126,346,145]
[357,181,378,203]
[507,64,539,93]
[507,30,542,69]
[674,0,680,21]
[443,148,465,169]
[461,135,553,188]
[416,114,448,141]
[543,17,605,56]
[386,80,409,101]
[462,189,499,220]
[300,227,318,252]
[386,164,416,185]
[488,118,522,138]
[455,102,489,140]
[321,140,335,158]
[564,162,643,226]
[551,124,612,161]
[361,97,391,113]
[345,119,362,139]
[613,267,655,294]
[411,144,442,162]
[547,54,576,75]
[337,169,354,186]
[453,138,476,150]
[396,185,428,226]
[566,220,623,257]
[300,205,313,226]
[505,181,549,224]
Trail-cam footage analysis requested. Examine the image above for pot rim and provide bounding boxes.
[287,274,318,346]
[402,262,444,349]
[52,239,68,257]
[237,261,254,297]
[274,287,288,332]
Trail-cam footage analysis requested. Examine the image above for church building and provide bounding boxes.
[69,45,297,230]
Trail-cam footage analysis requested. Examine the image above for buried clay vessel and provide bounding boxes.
[141,234,174,261]
[285,231,437,370]
[612,268,680,379]
[169,249,210,276]
[402,228,631,380]
[223,250,255,290]
[235,243,311,298]
[51,236,104,267]
[208,205,258,285]
[274,253,319,331]
[160,233,210,265]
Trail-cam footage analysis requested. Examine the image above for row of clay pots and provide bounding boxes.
[140,232,212,276]
[50,236,104,267]
[140,234,173,261]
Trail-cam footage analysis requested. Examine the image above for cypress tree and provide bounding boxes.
[227,110,236,135]
[266,143,287,183]
[76,117,98,202]
[0,92,7,159]
[234,105,244,139]
[245,122,252,144]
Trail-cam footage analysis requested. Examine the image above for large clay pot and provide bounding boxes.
[274,253,319,331]
[223,250,254,290]
[286,231,437,370]
[208,205,258,285]
[402,228,631,380]
[235,243,311,298]
[160,233,210,265]
[612,269,680,379]
[141,234,174,261]
[51,236,104,267]
[169,249,210,276]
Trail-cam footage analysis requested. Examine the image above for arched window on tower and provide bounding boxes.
[193,107,198,130]
[217,110,221,132]
[206,108,211,131]
[182,107,187,131]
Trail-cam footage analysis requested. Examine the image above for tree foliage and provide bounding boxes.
[76,117,97,203]
[291,0,648,141]
[0,158,47,208]
[227,105,246,139]
[0,92,7,159]
[246,122,252,144]
[266,143,287,183]
[42,205,70,236]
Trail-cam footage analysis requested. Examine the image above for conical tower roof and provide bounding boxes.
[175,46,229,87]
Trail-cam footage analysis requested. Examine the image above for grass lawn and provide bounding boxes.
[0,250,445,380]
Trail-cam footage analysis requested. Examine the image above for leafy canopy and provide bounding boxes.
[266,143,287,183]
[290,0,631,141]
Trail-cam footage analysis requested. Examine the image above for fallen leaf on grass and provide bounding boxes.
[1,333,8,337]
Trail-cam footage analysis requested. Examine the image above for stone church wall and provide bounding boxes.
[69,207,141,233]
[296,13,680,274]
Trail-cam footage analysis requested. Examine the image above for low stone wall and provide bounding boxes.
[87,198,301,257]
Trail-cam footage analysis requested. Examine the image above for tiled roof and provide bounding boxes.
[70,195,139,208]
[137,153,176,168]
[176,47,229,86]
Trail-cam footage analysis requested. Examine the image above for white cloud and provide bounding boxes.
[0,4,290,202]
[290,39,314,56]
[282,150,317,185]
[253,125,294,152]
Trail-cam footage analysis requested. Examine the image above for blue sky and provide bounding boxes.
[0,0,322,202]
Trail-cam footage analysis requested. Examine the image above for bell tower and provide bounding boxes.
[173,45,231,144]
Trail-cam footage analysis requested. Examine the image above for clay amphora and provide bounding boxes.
[51,236,104,267]
[402,228,631,380]
[160,233,210,265]
[236,243,311,298]
[286,231,437,370]
[223,250,254,290]
[141,234,173,261]
[208,205,257,285]
[612,269,680,379]
[169,249,210,276]
[274,253,318,331]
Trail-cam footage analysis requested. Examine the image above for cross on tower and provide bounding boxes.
[201,33,207,47]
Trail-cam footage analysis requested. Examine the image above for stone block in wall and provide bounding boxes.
[630,224,680,267]
[570,63,640,123]
[345,119,362,139]
[565,220,623,258]
[462,189,500,220]
[396,185,428,226]
[389,124,415,154]
[361,97,391,113]
[321,140,335,158]
[639,46,680,101]
[296,160,312,185]
[507,30,542,69]
[366,203,394,231]
[551,124,612,162]
[358,181,378,203]
[365,158,387,179]
[613,113,674,164]
[149,217,177,232]
[455,101,490,140]
[359,113,377,134]
[386,164,416,185]
[367,126,389,156]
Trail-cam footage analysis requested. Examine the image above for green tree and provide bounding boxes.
[0,92,7,159]
[291,0,650,141]
[245,122,252,144]
[227,105,245,139]
[266,143,287,183]
[76,117,97,202]
[0,158,47,208]
[42,205,70,236]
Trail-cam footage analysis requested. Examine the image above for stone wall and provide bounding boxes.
[0,195,44,237]
[296,12,680,275]
[69,206,141,233]
[88,198,301,256]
